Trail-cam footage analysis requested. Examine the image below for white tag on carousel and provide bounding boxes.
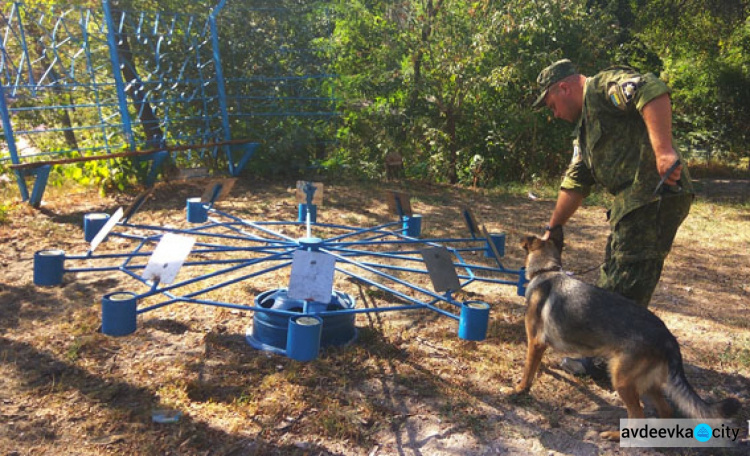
[287,249,336,304]
[90,207,124,252]
[142,233,196,285]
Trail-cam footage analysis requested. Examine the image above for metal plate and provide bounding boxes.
[295,181,324,205]
[200,178,237,203]
[123,188,154,222]
[288,250,336,304]
[385,191,412,216]
[175,167,210,180]
[461,206,480,237]
[481,225,503,260]
[90,207,124,252]
[141,233,196,285]
[420,246,460,292]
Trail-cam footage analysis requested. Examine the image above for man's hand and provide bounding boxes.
[655,151,682,186]
[544,189,583,240]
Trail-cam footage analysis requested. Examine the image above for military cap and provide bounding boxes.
[532,59,577,108]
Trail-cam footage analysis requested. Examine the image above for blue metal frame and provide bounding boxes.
[44,201,527,325]
[1,1,336,205]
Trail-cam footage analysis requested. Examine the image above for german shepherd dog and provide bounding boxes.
[517,226,740,440]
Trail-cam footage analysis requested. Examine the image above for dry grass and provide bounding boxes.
[0,175,748,455]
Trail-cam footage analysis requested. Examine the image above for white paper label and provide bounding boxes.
[141,233,196,285]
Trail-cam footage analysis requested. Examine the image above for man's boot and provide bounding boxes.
[561,357,608,380]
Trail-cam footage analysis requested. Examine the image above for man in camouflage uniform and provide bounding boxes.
[533,59,693,377]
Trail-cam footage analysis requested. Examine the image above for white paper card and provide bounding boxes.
[287,250,335,304]
[90,207,124,252]
[141,233,196,285]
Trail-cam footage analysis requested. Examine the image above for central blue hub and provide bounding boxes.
[246,288,357,355]
[297,237,323,250]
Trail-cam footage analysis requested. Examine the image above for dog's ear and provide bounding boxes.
[548,225,564,251]
[521,235,537,252]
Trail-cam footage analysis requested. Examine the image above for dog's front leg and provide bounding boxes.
[515,339,548,394]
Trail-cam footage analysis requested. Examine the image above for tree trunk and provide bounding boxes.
[112,11,164,148]
[408,0,444,110]
[446,107,458,184]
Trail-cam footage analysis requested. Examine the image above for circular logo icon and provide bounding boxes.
[694,423,712,442]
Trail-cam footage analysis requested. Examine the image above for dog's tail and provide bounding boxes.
[664,339,740,419]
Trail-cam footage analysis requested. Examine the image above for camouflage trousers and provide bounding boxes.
[597,192,693,308]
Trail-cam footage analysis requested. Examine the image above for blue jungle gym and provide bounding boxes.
[1,0,335,205]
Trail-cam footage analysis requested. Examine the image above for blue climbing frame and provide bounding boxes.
[0,0,336,205]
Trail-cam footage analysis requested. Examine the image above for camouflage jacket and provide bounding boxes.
[560,66,693,226]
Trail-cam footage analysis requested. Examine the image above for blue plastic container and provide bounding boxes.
[186,197,208,223]
[286,315,323,361]
[298,204,317,223]
[458,301,490,341]
[33,249,65,286]
[402,214,422,237]
[101,291,138,336]
[484,233,506,258]
[84,212,110,242]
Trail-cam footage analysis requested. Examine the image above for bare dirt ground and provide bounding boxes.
[0,176,748,456]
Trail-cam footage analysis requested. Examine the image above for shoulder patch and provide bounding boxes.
[607,77,643,110]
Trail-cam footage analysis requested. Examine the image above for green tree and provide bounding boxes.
[329,0,619,184]
[610,0,750,166]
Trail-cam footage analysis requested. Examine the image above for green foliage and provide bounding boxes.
[327,0,621,185]
[0,202,10,224]
[326,0,750,183]
[626,0,750,167]
[45,154,149,194]
[5,0,749,194]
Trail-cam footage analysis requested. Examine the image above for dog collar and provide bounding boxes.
[527,265,563,279]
